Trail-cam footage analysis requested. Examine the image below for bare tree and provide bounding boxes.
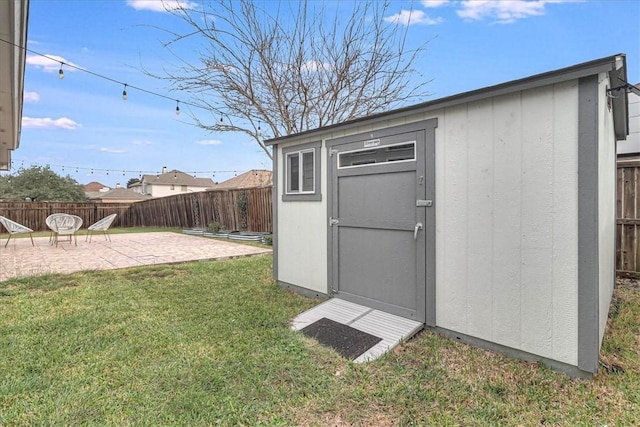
[154,0,430,159]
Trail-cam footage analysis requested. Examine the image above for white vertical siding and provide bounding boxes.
[435,82,580,364]
[598,73,616,344]
[276,144,328,294]
[491,92,523,349]
[551,80,580,364]
[466,99,494,339]
[437,105,469,333]
[520,86,555,358]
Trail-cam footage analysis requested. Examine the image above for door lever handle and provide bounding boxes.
[414,222,423,240]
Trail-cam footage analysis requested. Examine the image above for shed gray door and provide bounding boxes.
[329,127,433,323]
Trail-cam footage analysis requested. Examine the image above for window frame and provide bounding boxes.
[282,141,322,201]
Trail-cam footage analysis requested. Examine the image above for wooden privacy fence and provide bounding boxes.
[617,159,640,275]
[0,187,272,233]
[124,187,272,231]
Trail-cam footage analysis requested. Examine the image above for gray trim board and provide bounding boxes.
[577,75,600,373]
[424,120,437,327]
[277,280,329,300]
[272,145,279,281]
[431,326,593,379]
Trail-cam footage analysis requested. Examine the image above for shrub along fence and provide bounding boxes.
[0,187,272,234]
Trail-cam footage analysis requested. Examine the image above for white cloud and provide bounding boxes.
[126,0,197,12]
[26,54,80,73]
[23,91,40,102]
[421,0,450,8]
[22,117,81,130]
[99,147,126,153]
[384,9,443,26]
[132,139,153,145]
[196,139,222,146]
[457,0,547,24]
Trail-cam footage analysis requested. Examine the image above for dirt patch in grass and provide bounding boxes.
[616,276,640,291]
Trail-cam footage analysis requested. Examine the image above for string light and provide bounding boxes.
[0,37,227,117]
[7,161,249,180]
[175,100,180,115]
[122,84,128,101]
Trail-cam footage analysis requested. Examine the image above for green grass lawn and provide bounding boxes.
[1,255,638,426]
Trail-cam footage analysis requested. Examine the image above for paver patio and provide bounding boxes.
[0,232,272,281]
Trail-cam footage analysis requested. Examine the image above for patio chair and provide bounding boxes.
[46,213,83,246]
[45,213,70,244]
[0,216,35,248]
[85,213,117,242]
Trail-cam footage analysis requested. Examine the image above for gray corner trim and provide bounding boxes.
[577,75,600,373]
[430,326,593,379]
[272,145,279,281]
[281,140,322,202]
[326,139,335,296]
[424,122,437,327]
[276,280,329,300]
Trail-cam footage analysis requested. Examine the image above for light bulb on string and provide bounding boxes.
[58,63,64,79]
[175,100,180,115]
[122,84,128,100]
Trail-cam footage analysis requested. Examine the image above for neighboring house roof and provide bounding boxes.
[86,187,151,202]
[140,170,215,187]
[84,181,110,192]
[215,169,272,189]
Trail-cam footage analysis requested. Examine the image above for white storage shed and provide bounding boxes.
[266,54,630,376]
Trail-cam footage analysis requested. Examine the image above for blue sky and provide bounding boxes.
[7,0,640,188]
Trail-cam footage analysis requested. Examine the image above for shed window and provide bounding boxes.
[287,149,314,193]
[282,140,322,201]
[338,142,416,169]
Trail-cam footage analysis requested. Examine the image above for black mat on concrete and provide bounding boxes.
[301,317,382,360]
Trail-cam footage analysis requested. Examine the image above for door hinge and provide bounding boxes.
[329,217,339,226]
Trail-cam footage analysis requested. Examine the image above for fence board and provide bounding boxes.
[617,158,640,275]
[0,187,272,234]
